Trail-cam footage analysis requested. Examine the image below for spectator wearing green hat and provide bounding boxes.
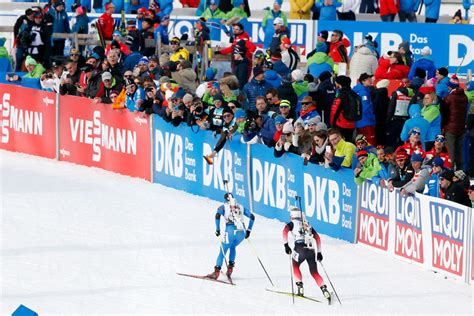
[23,55,45,78]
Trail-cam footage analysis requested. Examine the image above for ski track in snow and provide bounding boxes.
[0,150,472,315]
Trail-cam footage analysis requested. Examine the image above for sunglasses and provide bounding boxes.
[410,131,421,135]
[280,105,290,109]
[301,102,312,105]
[307,123,317,127]
[124,75,133,78]
[435,137,445,142]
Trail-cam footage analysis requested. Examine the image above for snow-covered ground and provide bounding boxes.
[0,150,472,315]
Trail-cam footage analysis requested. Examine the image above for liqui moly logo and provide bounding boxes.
[70,111,137,162]
[430,202,464,276]
[358,182,390,250]
[0,93,44,143]
[395,193,423,263]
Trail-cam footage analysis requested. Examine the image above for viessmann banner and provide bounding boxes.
[318,21,474,75]
[358,181,471,282]
[58,95,151,180]
[0,84,56,159]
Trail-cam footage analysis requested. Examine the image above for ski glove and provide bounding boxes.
[317,252,323,262]
[245,230,251,239]
[284,243,292,255]
[215,230,220,237]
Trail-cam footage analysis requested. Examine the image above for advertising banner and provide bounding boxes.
[152,116,251,209]
[58,95,151,180]
[250,145,358,242]
[358,181,471,281]
[317,21,474,75]
[0,84,56,158]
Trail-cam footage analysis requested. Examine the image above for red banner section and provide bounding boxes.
[59,95,151,180]
[0,84,56,158]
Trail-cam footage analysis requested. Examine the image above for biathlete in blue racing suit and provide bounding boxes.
[207,193,255,280]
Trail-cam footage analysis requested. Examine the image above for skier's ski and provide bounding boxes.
[265,288,323,303]
[177,273,235,285]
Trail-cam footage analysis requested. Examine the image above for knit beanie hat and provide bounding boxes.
[447,75,460,89]
[291,69,304,82]
[282,121,294,134]
[25,55,37,67]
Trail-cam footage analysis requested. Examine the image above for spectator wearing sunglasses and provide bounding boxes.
[204,107,238,165]
[351,134,376,169]
[387,149,414,191]
[295,96,321,127]
[274,120,296,158]
[400,104,430,149]
[424,134,452,169]
[398,127,426,158]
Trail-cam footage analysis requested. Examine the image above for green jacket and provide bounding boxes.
[224,8,248,19]
[262,10,288,28]
[23,63,46,78]
[292,81,308,97]
[201,8,226,19]
[307,52,334,68]
[421,103,440,123]
[354,153,381,185]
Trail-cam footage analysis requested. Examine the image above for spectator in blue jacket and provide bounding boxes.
[154,15,170,45]
[125,0,149,14]
[372,146,395,187]
[71,6,89,53]
[315,0,342,20]
[421,91,441,148]
[435,67,450,99]
[424,0,441,22]
[154,0,173,19]
[243,66,272,112]
[243,113,277,147]
[398,0,421,22]
[408,46,436,80]
[307,42,334,79]
[271,52,291,78]
[263,61,282,88]
[400,105,430,148]
[49,1,71,56]
[426,157,444,197]
[353,73,376,145]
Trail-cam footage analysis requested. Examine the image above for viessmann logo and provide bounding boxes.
[68,110,137,162]
[0,93,51,143]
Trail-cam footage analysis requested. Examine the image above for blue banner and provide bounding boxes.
[152,116,251,209]
[317,21,474,75]
[152,116,357,242]
[250,145,357,242]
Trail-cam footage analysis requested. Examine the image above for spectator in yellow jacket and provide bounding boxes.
[325,128,356,171]
[290,0,315,19]
[169,37,190,62]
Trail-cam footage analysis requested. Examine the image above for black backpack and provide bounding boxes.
[342,90,363,121]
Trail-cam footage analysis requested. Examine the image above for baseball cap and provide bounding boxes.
[101,71,112,81]
[273,17,284,25]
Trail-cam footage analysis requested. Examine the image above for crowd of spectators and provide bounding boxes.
[7,0,474,208]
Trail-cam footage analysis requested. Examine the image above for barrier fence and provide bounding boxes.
[0,83,471,284]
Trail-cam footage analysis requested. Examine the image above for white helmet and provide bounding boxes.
[290,206,302,219]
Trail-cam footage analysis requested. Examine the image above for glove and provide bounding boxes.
[245,230,251,239]
[215,230,220,237]
[284,243,292,255]
[317,252,323,262]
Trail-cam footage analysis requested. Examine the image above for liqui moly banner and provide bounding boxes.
[152,116,250,209]
[317,21,474,75]
[59,95,151,180]
[0,84,56,158]
[358,181,471,281]
[250,144,358,242]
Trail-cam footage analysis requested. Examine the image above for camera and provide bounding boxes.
[244,118,259,133]
[193,105,203,114]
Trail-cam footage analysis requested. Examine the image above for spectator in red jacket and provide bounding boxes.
[328,29,350,64]
[180,0,200,7]
[217,23,256,62]
[98,2,115,40]
[442,75,468,171]
[379,0,400,21]
[330,75,356,142]
[374,51,410,80]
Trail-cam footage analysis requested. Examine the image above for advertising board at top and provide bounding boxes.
[0,84,56,158]
[317,21,474,75]
[152,116,250,209]
[58,95,151,180]
[250,144,357,243]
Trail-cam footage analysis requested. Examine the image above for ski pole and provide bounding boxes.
[320,261,342,306]
[246,238,275,287]
[289,254,295,304]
